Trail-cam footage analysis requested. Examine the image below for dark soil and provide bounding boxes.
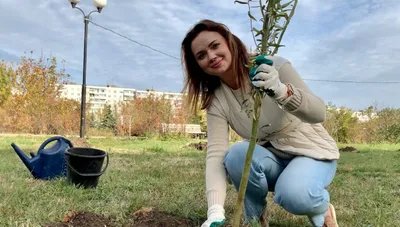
[44,208,203,227]
[339,146,358,152]
[131,207,198,227]
[187,141,207,151]
[70,138,92,148]
[44,211,116,227]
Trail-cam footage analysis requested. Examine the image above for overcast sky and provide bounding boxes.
[1,0,399,110]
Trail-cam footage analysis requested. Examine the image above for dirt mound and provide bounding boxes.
[44,208,202,227]
[339,146,358,152]
[187,141,207,151]
[44,211,116,227]
[70,138,92,148]
[132,207,197,227]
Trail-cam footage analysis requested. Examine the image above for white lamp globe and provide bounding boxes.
[68,0,80,4]
[93,0,107,8]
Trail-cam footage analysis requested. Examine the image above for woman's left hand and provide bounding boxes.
[249,55,288,102]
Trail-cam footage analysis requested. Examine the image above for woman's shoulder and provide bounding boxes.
[206,84,231,116]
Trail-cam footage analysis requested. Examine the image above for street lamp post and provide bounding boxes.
[68,0,107,138]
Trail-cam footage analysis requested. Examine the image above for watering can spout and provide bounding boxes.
[11,143,34,172]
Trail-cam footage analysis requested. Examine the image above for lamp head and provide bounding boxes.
[68,0,80,8]
[93,0,107,12]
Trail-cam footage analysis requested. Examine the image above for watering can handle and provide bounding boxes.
[66,153,109,177]
[38,136,73,152]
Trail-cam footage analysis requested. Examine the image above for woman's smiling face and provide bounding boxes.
[191,30,232,78]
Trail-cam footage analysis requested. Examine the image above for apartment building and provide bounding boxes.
[60,83,184,113]
[326,106,378,122]
[351,111,377,122]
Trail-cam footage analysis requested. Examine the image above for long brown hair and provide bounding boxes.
[181,19,250,113]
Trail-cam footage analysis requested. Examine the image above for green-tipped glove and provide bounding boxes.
[201,204,226,227]
[249,55,287,102]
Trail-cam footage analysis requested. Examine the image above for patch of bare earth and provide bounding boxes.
[339,146,358,152]
[185,141,207,151]
[44,208,204,227]
[131,207,197,227]
[44,211,116,227]
[70,138,92,148]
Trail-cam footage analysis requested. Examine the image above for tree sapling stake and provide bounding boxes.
[232,0,298,226]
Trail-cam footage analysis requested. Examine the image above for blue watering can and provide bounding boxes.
[11,136,74,180]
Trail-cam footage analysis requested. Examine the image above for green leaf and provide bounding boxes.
[281,0,295,9]
[252,27,260,33]
[268,43,285,47]
[272,30,281,38]
[252,27,263,37]
[234,0,248,4]
[274,1,282,10]
[248,10,257,21]
[277,12,289,19]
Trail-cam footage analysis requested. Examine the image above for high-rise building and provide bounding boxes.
[60,83,184,113]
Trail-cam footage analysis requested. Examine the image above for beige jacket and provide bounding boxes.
[204,55,339,208]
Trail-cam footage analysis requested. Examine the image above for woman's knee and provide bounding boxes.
[223,142,270,200]
[223,142,283,191]
[224,141,248,161]
[273,179,328,215]
[223,141,279,169]
[223,142,250,181]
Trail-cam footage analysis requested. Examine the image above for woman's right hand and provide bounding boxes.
[201,204,226,227]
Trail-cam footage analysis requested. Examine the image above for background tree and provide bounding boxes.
[0,60,14,106]
[0,51,78,134]
[100,104,117,133]
[323,103,358,143]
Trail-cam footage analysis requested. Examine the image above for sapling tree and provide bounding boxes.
[232,0,298,226]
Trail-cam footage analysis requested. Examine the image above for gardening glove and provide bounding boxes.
[201,204,226,227]
[249,55,288,102]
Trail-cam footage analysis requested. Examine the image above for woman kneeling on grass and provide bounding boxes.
[181,19,340,227]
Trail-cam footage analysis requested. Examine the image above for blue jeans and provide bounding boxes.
[223,141,337,227]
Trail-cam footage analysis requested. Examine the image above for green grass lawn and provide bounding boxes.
[0,135,399,226]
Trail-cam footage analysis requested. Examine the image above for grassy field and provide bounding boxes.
[0,135,399,226]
